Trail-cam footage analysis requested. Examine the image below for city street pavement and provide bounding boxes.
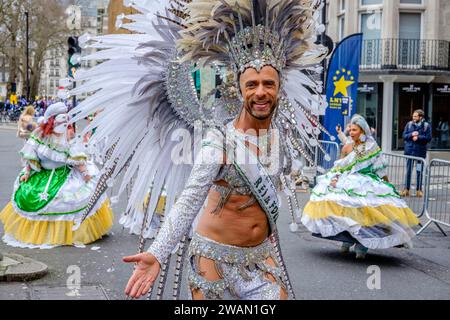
[0,126,450,300]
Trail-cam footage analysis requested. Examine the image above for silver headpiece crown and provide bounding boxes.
[228,25,286,73]
[178,0,327,76]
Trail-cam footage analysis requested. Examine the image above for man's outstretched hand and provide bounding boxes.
[123,252,161,299]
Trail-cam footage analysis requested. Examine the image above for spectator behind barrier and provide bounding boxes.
[401,109,432,198]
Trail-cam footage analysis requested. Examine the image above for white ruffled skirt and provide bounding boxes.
[301,171,420,249]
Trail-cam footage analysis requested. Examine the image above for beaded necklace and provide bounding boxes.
[353,141,367,160]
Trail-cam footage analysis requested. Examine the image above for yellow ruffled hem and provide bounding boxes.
[0,200,114,246]
[304,201,420,228]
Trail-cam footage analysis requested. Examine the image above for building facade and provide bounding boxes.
[107,0,138,34]
[97,0,110,36]
[327,0,450,152]
[39,48,66,98]
[0,55,9,100]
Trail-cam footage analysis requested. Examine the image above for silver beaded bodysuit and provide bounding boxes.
[148,122,291,300]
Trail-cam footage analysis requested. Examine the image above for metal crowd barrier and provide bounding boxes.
[417,159,450,236]
[382,153,427,218]
[302,140,340,186]
[314,140,341,172]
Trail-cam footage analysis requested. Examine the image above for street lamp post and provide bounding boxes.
[25,11,30,102]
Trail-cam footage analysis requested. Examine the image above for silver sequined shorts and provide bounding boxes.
[188,233,287,300]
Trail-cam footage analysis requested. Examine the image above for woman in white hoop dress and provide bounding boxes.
[302,115,420,259]
[0,103,114,249]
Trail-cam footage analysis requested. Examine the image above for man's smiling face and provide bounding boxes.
[239,66,280,121]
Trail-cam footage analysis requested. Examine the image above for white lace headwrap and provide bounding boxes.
[43,102,68,124]
[351,114,372,137]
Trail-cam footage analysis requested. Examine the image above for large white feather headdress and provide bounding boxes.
[178,0,328,75]
[70,0,334,235]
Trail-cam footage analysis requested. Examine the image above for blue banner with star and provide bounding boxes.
[324,33,363,142]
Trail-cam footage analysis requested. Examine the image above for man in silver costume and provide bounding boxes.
[125,66,289,300]
[122,0,328,300]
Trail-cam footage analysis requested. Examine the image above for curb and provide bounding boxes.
[0,124,17,131]
[0,253,48,282]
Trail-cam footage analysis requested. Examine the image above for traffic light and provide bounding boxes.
[68,36,82,78]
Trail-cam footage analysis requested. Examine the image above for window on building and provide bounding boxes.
[431,84,450,150]
[398,13,421,67]
[361,0,383,5]
[360,13,382,39]
[357,83,383,146]
[337,0,346,41]
[338,16,345,41]
[400,0,422,4]
[360,11,382,68]
[399,13,421,39]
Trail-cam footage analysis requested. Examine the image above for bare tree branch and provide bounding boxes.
[0,0,71,97]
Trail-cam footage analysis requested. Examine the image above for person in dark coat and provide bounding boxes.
[401,109,432,197]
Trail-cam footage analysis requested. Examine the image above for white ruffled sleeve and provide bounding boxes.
[19,135,41,172]
[147,129,225,265]
[67,138,89,166]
